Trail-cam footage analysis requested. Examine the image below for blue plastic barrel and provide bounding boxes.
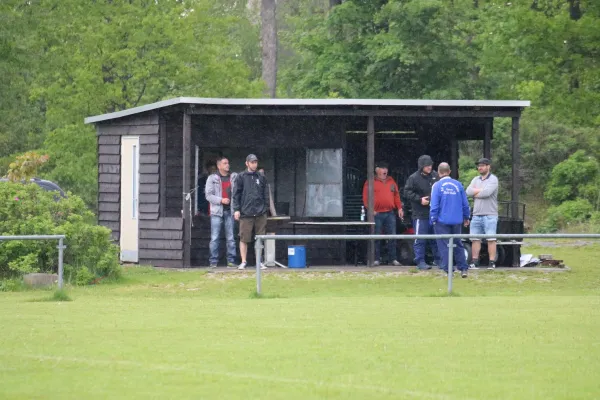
[288,245,306,268]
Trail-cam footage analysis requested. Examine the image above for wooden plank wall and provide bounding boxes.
[96,111,184,268]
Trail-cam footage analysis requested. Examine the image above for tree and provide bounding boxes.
[261,0,278,97]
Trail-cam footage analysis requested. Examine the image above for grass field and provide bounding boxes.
[1,242,599,399]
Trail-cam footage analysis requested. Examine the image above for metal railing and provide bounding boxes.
[254,233,600,295]
[0,235,66,289]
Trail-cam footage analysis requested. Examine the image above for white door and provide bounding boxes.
[120,136,140,262]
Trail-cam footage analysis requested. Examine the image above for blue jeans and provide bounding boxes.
[413,218,441,265]
[209,210,236,265]
[433,223,468,271]
[375,211,397,262]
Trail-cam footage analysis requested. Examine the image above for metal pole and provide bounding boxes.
[447,237,454,294]
[58,238,65,289]
[256,238,263,294]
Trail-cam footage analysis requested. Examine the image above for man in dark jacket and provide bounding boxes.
[403,155,441,270]
[232,154,269,270]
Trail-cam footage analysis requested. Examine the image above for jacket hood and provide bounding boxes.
[418,155,434,171]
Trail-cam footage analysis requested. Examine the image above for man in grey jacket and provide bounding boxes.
[205,156,238,268]
[466,158,499,269]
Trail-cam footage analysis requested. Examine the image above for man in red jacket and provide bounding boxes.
[363,161,404,266]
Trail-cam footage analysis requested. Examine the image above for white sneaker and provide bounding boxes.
[260,263,267,270]
[237,262,247,270]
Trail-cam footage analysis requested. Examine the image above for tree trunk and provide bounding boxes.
[568,0,582,20]
[329,0,342,8]
[261,0,277,98]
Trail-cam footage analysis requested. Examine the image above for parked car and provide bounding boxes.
[0,177,66,198]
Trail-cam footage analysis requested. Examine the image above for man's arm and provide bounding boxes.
[362,181,369,208]
[476,175,498,198]
[429,183,440,224]
[465,176,478,197]
[403,175,421,203]
[461,185,471,220]
[205,175,222,206]
[232,174,243,212]
[391,179,402,210]
[262,176,270,212]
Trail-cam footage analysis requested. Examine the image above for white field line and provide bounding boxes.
[0,352,470,400]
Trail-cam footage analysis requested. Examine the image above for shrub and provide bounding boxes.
[0,181,120,281]
[537,199,595,233]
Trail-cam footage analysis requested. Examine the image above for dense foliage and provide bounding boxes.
[0,182,120,283]
[1,0,598,231]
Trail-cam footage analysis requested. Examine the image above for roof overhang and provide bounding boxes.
[84,97,530,124]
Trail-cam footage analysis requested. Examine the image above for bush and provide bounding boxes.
[537,199,595,233]
[0,181,121,282]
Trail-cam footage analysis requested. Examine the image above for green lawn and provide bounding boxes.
[1,243,599,399]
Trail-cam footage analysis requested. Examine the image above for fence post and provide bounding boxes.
[447,237,454,294]
[57,237,65,289]
[256,238,263,295]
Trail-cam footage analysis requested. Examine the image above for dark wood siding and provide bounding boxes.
[139,217,184,267]
[96,111,160,244]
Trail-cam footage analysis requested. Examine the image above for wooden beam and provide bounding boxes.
[484,118,492,159]
[511,117,520,220]
[367,116,375,267]
[182,111,192,268]
[511,116,521,267]
[450,136,458,179]
[189,108,522,118]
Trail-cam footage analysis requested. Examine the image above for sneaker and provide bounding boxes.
[237,262,247,270]
[260,263,268,270]
[488,262,496,270]
[373,261,380,267]
[226,262,237,269]
[209,263,217,268]
[417,262,432,271]
[391,260,402,266]
[469,261,480,270]
[461,269,468,278]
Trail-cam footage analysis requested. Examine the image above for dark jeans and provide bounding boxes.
[433,223,468,272]
[209,210,236,265]
[375,211,397,262]
[413,218,441,265]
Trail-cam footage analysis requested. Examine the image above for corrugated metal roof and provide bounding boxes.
[84,97,531,124]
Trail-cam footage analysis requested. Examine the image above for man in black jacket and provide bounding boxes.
[232,154,269,270]
[404,155,441,270]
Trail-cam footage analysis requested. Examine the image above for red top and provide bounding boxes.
[362,177,402,213]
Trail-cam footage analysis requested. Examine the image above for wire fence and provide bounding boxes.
[253,233,600,294]
[0,235,66,289]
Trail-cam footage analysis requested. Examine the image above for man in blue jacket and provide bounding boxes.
[429,163,470,278]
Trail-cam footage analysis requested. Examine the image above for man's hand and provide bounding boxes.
[421,197,430,206]
[472,188,481,197]
[398,208,404,220]
[234,211,240,221]
[221,198,230,205]
[463,219,470,227]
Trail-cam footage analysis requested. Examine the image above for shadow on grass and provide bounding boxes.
[249,291,286,299]
[28,289,72,302]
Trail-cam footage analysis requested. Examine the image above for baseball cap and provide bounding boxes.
[246,154,258,162]
[476,158,491,165]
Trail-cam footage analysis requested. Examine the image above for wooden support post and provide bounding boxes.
[484,118,493,159]
[367,116,375,267]
[450,136,458,179]
[511,116,521,267]
[182,111,192,267]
